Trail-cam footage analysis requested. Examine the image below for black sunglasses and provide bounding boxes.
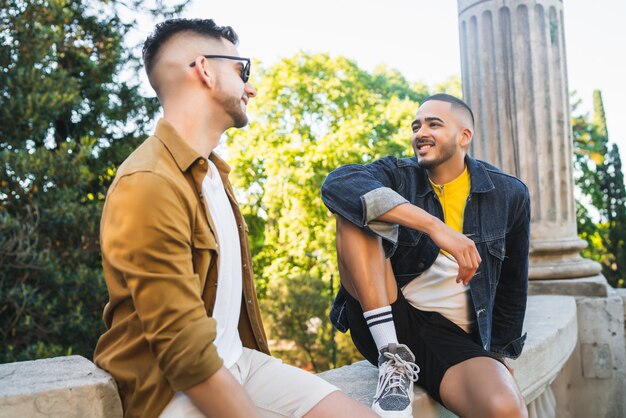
[189,55,251,83]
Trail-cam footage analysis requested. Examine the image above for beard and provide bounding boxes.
[415,137,458,169]
[224,96,248,128]
[213,81,249,128]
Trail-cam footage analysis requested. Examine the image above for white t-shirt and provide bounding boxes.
[401,252,476,332]
[201,160,243,368]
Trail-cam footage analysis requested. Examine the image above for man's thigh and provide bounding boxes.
[159,349,339,418]
[233,348,339,418]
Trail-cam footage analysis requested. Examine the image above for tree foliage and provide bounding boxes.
[0,0,186,362]
[573,90,626,288]
[227,53,431,369]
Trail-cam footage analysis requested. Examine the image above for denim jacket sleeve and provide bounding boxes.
[321,156,408,245]
[490,187,531,358]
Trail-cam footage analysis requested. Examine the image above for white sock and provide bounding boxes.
[363,306,399,351]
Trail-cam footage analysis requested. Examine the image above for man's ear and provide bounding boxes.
[193,56,214,89]
[459,127,473,148]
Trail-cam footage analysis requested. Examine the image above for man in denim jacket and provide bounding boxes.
[321,94,530,418]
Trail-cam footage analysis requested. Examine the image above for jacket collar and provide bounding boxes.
[466,155,495,194]
[415,155,495,197]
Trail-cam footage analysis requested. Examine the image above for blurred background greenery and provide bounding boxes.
[1,0,624,370]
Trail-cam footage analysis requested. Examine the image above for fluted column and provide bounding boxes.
[457,0,601,280]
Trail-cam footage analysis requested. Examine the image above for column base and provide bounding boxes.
[529,274,609,297]
[529,256,602,280]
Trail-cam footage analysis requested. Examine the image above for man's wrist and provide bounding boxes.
[421,213,442,236]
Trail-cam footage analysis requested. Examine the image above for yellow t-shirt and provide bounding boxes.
[403,166,474,330]
[428,165,471,234]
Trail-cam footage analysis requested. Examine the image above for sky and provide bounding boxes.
[148,0,626,166]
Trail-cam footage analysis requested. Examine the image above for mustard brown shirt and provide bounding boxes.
[94,119,269,418]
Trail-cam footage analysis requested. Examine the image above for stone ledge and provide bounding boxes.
[0,355,122,418]
[318,295,578,418]
[512,295,577,403]
[0,296,578,418]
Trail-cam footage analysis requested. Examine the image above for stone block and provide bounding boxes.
[581,343,613,379]
[0,355,122,418]
[569,295,626,418]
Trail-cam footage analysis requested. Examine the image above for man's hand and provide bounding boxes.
[427,220,481,285]
[377,203,481,285]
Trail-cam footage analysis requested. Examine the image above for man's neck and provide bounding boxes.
[162,105,224,159]
[426,155,467,185]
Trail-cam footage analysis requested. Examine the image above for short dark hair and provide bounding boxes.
[423,93,474,127]
[142,18,239,76]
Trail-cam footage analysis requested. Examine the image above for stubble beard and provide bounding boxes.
[231,102,248,128]
[213,81,249,128]
[416,138,458,170]
[227,96,248,128]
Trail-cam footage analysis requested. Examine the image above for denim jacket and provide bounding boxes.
[321,155,530,358]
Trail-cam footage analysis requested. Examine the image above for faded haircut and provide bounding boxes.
[142,18,239,77]
[423,93,475,127]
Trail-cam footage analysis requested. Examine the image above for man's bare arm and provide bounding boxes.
[376,203,481,285]
[185,367,259,418]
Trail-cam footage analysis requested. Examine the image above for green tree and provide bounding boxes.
[601,143,626,286]
[573,90,626,287]
[227,53,429,369]
[0,0,185,362]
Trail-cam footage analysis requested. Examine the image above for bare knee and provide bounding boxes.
[483,390,527,418]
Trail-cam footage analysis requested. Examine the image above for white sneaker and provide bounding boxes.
[371,343,420,418]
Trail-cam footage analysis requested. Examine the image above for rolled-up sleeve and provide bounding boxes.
[101,171,223,391]
[321,157,408,245]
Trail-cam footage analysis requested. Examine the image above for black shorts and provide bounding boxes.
[344,285,500,404]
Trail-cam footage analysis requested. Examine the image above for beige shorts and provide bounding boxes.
[159,347,339,418]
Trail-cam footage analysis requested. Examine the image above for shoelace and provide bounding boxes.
[374,352,420,402]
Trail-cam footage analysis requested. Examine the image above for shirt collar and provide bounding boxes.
[154,118,202,172]
[153,118,232,177]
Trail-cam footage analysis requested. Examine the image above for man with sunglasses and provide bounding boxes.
[94,18,375,418]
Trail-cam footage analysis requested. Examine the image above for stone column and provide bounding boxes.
[457,3,625,417]
[457,0,601,281]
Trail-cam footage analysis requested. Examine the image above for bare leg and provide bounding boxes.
[303,391,379,418]
[335,215,397,310]
[440,357,528,418]
[335,216,417,418]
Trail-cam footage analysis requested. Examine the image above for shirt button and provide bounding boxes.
[238,224,243,230]
[242,263,247,269]
[199,159,205,165]
[247,299,252,304]
[418,262,425,269]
